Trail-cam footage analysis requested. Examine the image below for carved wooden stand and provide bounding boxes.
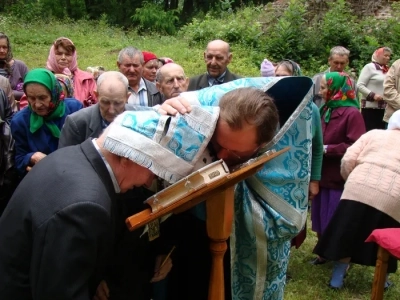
[126,147,289,300]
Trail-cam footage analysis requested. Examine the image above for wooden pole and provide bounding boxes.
[371,246,390,300]
[206,186,234,300]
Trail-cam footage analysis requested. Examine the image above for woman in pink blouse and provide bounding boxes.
[46,37,97,107]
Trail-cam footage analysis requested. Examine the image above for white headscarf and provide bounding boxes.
[388,110,400,130]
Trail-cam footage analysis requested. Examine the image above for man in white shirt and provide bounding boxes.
[117,47,163,106]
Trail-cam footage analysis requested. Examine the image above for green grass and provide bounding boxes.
[0,15,262,78]
[2,14,399,299]
[286,214,400,299]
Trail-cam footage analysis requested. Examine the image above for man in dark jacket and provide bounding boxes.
[58,71,135,148]
[58,71,165,300]
[0,105,218,300]
[0,87,15,215]
[117,47,163,106]
[188,39,241,91]
[0,131,155,299]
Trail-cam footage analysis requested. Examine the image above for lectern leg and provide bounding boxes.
[206,187,234,300]
[208,240,227,299]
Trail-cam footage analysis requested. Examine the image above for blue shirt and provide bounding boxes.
[207,71,226,87]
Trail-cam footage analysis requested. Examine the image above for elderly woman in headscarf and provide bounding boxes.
[357,47,392,131]
[0,32,28,102]
[142,51,159,83]
[274,59,302,77]
[19,73,75,110]
[46,37,97,107]
[310,72,365,264]
[157,57,174,68]
[314,109,400,290]
[10,69,83,175]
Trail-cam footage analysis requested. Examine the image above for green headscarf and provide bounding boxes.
[24,68,66,138]
[320,72,359,123]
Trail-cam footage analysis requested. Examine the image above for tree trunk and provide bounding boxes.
[170,0,178,10]
[183,0,194,15]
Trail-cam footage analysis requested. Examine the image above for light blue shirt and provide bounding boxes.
[128,78,148,106]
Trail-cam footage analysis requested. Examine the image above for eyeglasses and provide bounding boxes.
[217,144,242,160]
[211,139,261,161]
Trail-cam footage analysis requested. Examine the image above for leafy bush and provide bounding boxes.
[264,0,308,64]
[6,1,47,22]
[6,0,87,22]
[131,2,179,35]
[316,0,363,64]
[5,0,400,77]
[179,6,264,48]
[360,2,400,63]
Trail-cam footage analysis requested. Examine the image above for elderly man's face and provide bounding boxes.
[117,54,143,86]
[204,45,232,78]
[118,159,155,193]
[97,86,127,123]
[211,119,260,167]
[328,54,349,72]
[156,66,188,100]
[96,128,155,193]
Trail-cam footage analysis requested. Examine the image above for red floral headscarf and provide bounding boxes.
[320,72,359,123]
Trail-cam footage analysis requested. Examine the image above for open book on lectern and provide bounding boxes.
[126,147,289,231]
[144,148,281,214]
[145,159,230,213]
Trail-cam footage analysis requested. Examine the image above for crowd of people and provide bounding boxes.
[0,30,399,300]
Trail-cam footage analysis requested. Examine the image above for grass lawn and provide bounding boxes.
[286,213,400,299]
[2,14,399,299]
[1,15,262,78]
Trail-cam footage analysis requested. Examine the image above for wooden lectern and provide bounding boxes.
[126,147,289,300]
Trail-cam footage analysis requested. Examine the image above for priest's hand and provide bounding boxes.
[158,96,191,116]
